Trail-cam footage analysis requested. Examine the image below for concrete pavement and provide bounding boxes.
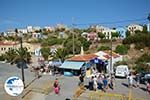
[78,78,150,100]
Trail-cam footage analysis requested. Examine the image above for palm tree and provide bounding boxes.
[15,47,31,63]
[4,47,31,64]
[40,47,50,61]
[5,49,18,64]
[53,48,68,63]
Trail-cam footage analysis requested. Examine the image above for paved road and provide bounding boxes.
[1,62,150,100]
[45,75,79,100]
[80,77,150,100]
[0,63,35,100]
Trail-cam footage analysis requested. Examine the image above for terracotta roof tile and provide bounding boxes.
[0,41,18,45]
[68,54,98,61]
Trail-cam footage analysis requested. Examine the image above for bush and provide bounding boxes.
[115,44,128,55]
[123,33,150,49]
[0,54,5,61]
[134,53,150,73]
[134,63,150,73]
[97,45,110,51]
[100,39,110,43]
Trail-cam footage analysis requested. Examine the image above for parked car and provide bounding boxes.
[138,72,150,84]
[115,65,129,78]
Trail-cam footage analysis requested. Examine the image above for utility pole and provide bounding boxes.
[72,18,75,56]
[110,32,113,74]
[20,36,25,88]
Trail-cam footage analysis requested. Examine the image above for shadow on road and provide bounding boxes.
[122,83,129,88]
[140,87,147,92]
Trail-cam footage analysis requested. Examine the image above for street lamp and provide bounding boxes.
[20,36,25,88]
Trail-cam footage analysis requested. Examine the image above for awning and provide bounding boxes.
[60,61,85,70]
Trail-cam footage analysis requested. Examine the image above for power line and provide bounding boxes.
[74,18,147,26]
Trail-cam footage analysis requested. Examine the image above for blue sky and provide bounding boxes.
[0,0,150,32]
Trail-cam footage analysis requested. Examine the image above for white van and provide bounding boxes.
[115,65,129,78]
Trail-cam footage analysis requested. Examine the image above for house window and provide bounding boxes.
[9,48,11,50]
[34,34,36,38]
[4,48,6,51]
[1,48,3,51]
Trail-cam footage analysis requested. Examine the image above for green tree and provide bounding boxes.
[78,36,91,51]
[97,45,110,51]
[14,47,31,63]
[98,32,105,40]
[5,49,18,63]
[115,44,128,55]
[63,38,81,54]
[125,30,131,37]
[111,32,119,39]
[136,53,150,63]
[134,53,150,73]
[147,13,150,21]
[53,48,68,62]
[123,33,150,49]
[15,28,18,33]
[40,47,50,61]
[142,25,148,33]
[4,47,31,64]
[0,54,6,61]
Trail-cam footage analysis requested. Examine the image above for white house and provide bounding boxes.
[33,26,41,31]
[147,23,150,32]
[95,51,123,73]
[27,26,33,33]
[102,29,116,39]
[44,26,54,32]
[32,33,42,39]
[18,29,28,33]
[95,25,110,33]
[127,24,143,33]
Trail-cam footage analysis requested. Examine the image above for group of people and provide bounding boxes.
[127,73,150,95]
[88,73,115,92]
[30,64,62,78]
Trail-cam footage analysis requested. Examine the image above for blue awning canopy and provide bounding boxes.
[60,61,85,70]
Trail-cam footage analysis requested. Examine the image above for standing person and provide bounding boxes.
[135,73,140,88]
[109,74,115,90]
[97,74,103,90]
[79,74,84,86]
[53,78,60,94]
[127,73,134,88]
[34,67,40,78]
[103,75,108,92]
[93,75,97,91]
[89,76,94,90]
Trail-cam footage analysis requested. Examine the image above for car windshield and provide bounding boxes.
[117,67,125,71]
[145,74,150,78]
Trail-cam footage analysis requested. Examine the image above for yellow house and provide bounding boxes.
[0,41,41,55]
[0,41,19,55]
